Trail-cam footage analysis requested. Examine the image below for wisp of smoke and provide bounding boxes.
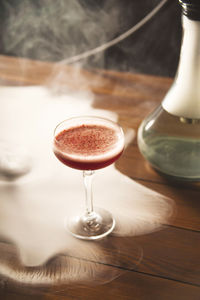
[0,0,174,286]
[1,0,169,73]
[2,0,121,66]
[0,85,174,285]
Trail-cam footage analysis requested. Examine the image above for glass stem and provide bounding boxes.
[83,170,95,215]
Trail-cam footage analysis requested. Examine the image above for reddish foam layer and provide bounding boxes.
[54,124,123,170]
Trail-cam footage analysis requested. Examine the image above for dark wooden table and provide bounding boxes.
[0,55,199,300]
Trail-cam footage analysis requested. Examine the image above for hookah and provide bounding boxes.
[138,0,200,181]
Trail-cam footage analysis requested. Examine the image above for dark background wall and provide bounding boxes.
[0,0,182,77]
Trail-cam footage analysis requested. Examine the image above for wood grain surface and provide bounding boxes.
[0,55,199,300]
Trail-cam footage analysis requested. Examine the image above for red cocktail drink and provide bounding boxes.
[54,123,124,170]
[53,116,125,240]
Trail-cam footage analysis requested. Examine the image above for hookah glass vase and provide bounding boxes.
[138,0,200,181]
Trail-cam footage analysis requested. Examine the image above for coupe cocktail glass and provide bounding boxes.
[53,116,124,240]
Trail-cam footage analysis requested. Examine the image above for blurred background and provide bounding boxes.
[0,0,182,77]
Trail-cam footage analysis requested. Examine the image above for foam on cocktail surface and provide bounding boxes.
[54,117,124,164]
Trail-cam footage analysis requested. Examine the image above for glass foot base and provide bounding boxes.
[65,207,115,240]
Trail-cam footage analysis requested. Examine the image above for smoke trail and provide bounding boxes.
[2,0,121,67]
[0,0,176,286]
[1,0,175,75]
[0,86,174,266]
